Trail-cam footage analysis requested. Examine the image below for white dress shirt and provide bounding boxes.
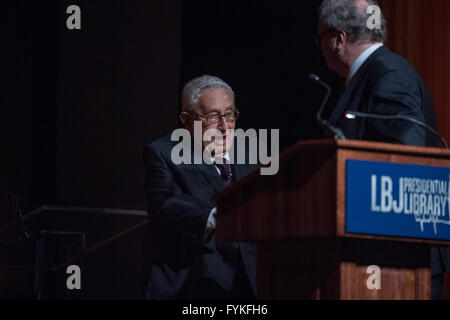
[346,43,384,85]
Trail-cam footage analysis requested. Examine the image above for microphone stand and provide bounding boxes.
[345,111,448,149]
[0,190,30,240]
[309,74,346,140]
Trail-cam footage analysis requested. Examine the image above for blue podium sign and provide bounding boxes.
[346,160,450,240]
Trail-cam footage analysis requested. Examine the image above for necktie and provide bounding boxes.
[213,161,240,254]
[215,162,232,187]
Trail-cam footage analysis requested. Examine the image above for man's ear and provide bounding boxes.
[334,29,347,51]
[179,111,191,128]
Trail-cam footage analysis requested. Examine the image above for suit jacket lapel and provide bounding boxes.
[328,76,361,125]
[193,163,225,193]
[231,163,246,180]
[188,136,249,192]
[185,138,225,193]
[328,45,389,125]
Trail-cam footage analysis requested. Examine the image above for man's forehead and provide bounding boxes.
[198,87,234,107]
[199,86,232,99]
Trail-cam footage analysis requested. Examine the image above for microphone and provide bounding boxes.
[308,73,346,140]
[345,111,448,149]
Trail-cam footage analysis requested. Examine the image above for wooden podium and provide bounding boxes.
[214,140,450,300]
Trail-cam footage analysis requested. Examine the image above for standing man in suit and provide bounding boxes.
[317,0,436,146]
[143,75,258,299]
[316,0,448,299]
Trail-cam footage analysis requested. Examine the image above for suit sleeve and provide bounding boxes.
[363,69,429,146]
[143,143,213,267]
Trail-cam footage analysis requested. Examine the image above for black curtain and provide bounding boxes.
[181,0,343,151]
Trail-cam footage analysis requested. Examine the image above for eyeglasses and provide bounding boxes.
[313,29,335,45]
[189,107,240,126]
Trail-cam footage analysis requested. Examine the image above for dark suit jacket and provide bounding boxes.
[328,45,449,299]
[328,45,437,146]
[143,135,258,299]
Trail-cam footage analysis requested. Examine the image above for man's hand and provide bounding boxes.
[204,207,217,243]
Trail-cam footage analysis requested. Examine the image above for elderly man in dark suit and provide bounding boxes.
[143,75,258,299]
[316,0,448,299]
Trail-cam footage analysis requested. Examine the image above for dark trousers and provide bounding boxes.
[187,252,255,300]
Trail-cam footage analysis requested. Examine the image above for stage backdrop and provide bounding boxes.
[2,0,449,299]
[379,0,450,146]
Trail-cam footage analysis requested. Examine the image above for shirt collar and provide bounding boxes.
[346,43,384,85]
[211,153,230,164]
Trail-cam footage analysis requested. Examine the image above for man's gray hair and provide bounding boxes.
[318,0,386,43]
[182,75,235,111]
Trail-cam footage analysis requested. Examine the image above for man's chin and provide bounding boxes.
[213,145,228,157]
[205,144,228,157]
[203,136,234,157]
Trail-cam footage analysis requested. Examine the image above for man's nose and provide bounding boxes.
[217,116,229,131]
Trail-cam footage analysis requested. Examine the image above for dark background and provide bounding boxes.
[1,0,342,298]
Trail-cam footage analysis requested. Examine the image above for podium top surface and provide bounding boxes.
[287,139,450,158]
[213,139,450,244]
[215,139,450,201]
